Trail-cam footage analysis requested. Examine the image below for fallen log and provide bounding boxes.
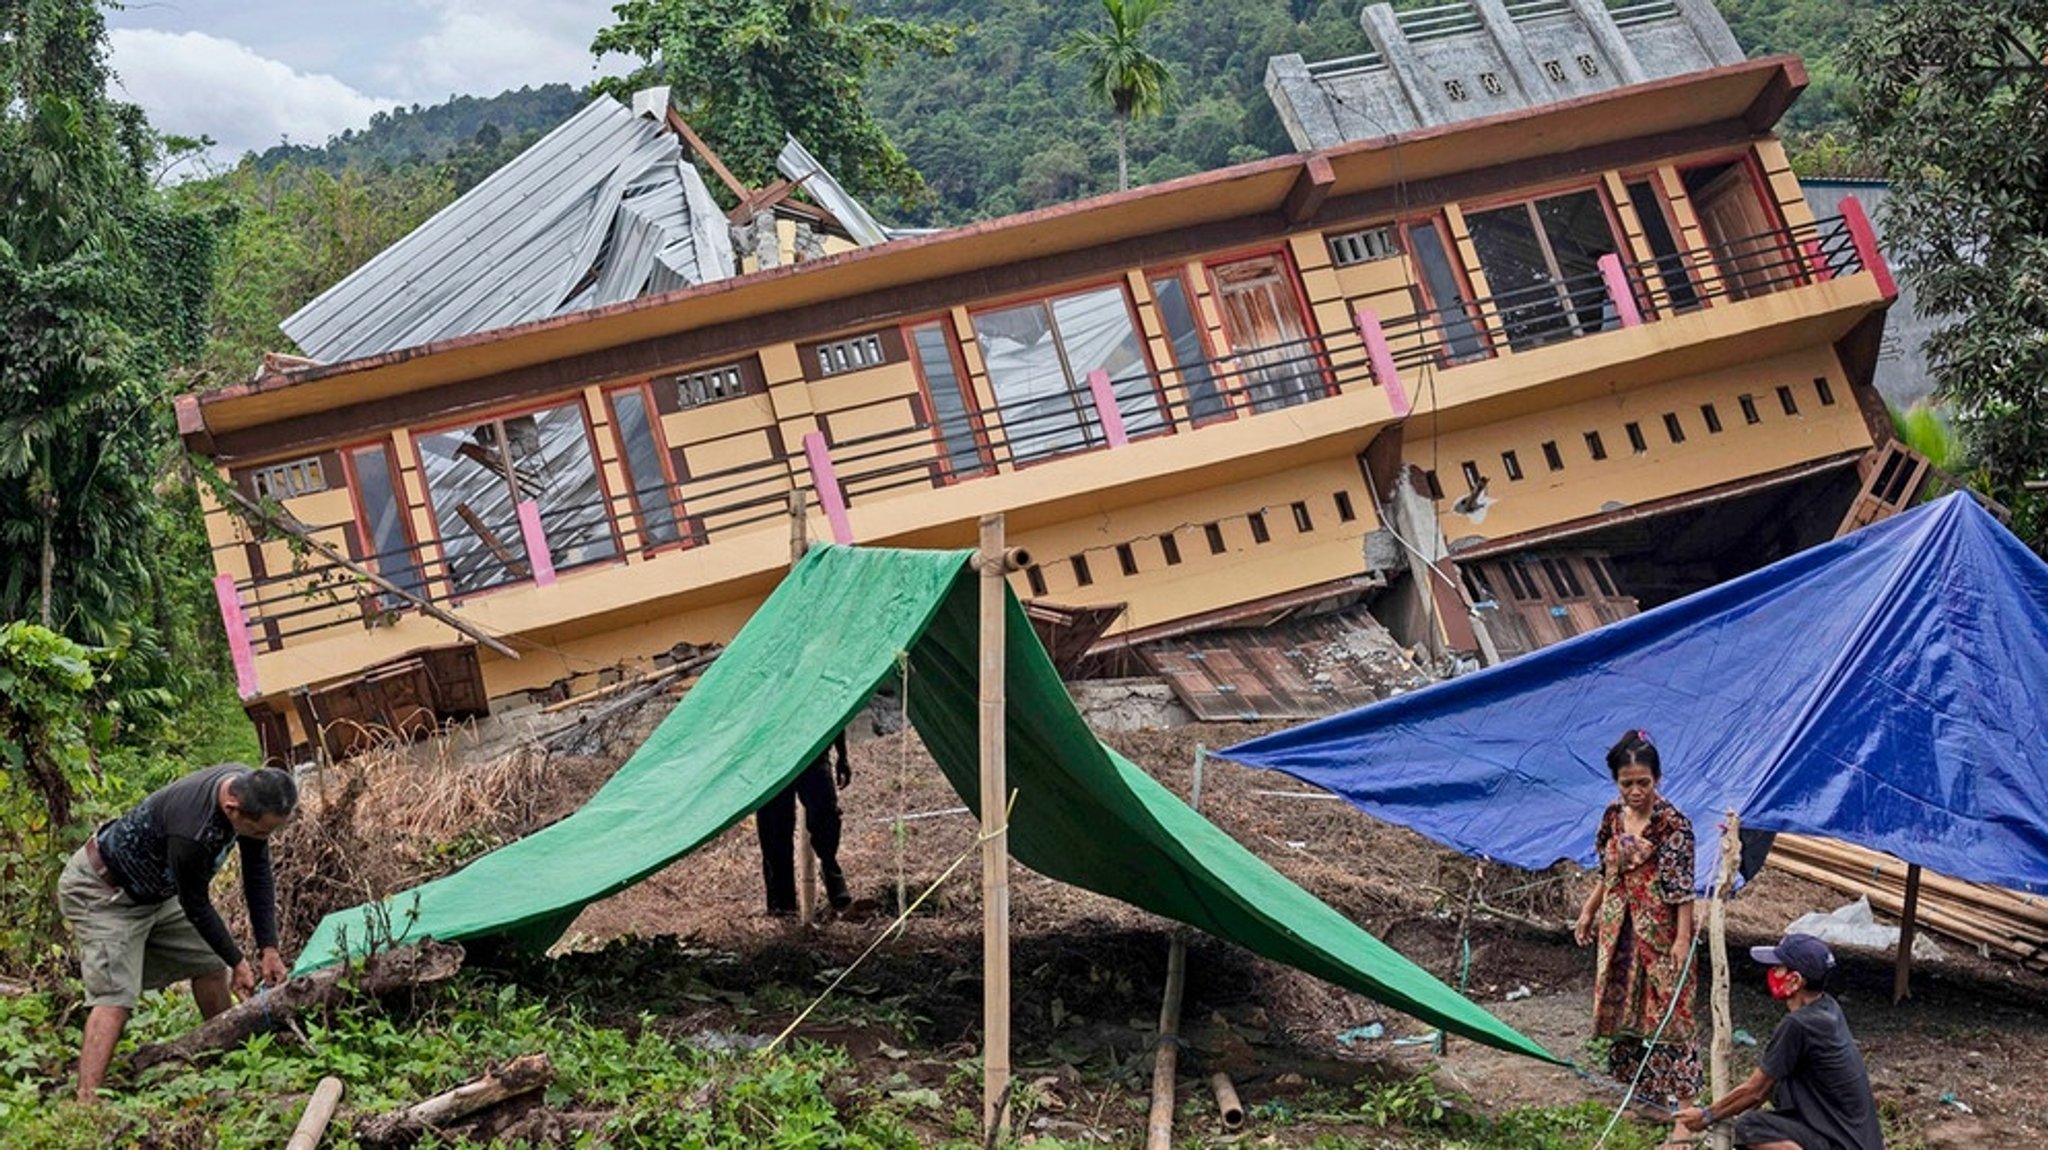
[354,1052,554,1147]
[131,941,465,1073]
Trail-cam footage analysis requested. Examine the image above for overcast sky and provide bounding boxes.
[106,1,624,169]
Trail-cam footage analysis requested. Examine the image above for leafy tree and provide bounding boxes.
[0,0,219,716]
[1848,0,2048,552]
[1059,0,1177,192]
[591,0,956,209]
[0,621,99,971]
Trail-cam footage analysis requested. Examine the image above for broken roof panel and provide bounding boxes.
[281,96,736,364]
[776,135,892,247]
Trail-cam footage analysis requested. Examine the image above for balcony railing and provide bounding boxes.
[216,205,1884,667]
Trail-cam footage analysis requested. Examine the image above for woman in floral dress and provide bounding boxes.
[1573,729,1701,1108]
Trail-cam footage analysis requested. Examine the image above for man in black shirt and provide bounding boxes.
[57,763,298,1102]
[1673,933,1885,1149]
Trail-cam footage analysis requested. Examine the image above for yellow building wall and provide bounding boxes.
[1416,346,1871,544]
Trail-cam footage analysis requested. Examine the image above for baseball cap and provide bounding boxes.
[1749,933,1835,983]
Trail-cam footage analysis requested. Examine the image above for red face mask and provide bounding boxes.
[1766,968,1799,1000]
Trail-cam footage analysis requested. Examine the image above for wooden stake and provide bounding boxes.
[218,485,518,660]
[1145,747,1205,1150]
[286,1076,345,1150]
[979,514,1013,1138]
[1894,863,1923,1003]
[790,490,818,926]
[1707,811,1740,1150]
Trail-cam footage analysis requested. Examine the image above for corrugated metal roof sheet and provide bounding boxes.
[281,96,737,363]
[776,136,891,247]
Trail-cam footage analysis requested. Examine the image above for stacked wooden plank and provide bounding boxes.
[1766,834,2048,971]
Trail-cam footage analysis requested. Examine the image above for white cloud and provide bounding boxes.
[375,1,619,102]
[108,29,400,164]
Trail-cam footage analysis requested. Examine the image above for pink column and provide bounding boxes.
[213,573,258,699]
[1596,253,1644,328]
[516,500,556,586]
[1084,368,1130,447]
[1353,308,1410,418]
[802,431,855,544]
[1839,195,1898,302]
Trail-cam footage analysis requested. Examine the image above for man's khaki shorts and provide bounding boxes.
[57,846,226,1009]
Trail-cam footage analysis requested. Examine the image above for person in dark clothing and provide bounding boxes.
[1673,933,1885,1149]
[757,730,852,916]
[57,763,298,1102]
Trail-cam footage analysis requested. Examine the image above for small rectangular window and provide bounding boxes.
[1333,491,1356,522]
[673,362,750,408]
[814,333,886,376]
[1204,523,1227,554]
[1701,403,1723,433]
[1291,501,1314,532]
[1739,394,1760,424]
[1777,385,1799,416]
[1814,376,1836,406]
[1585,431,1607,461]
[1116,543,1138,577]
[1326,225,1400,267]
[1071,555,1094,587]
[1663,413,1685,444]
[1460,461,1482,489]
[1424,470,1445,499]
[252,456,328,499]
[1160,533,1182,565]
[1542,441,1564,471]
[1501,450,1523,481]
[1025,564,1047,597]
[1509,557,1542,600]
[1463,565,1496,604]
[1625,422,1647,453]
[1248,511,1271,544]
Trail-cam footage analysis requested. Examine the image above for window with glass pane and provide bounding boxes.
[972,286,1161,464]
[1467,189,1623,351]
[610,387,682,547]
[349,444,424,609]
[1210,254,1325,412]
[910,322,989,478]
[1147,274,1225,422]
[1406,221,1489,362]
[418,401,618,596]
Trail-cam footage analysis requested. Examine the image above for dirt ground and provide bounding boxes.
[480,697,2048,1148]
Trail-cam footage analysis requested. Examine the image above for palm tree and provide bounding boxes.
[1059,0,1175,192]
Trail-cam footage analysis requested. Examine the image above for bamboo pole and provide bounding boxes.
[1707,811,1740,1150]
[220,485,519,659]
[979,513,1012,1138]
[1145,747,1207,1150]
[285,1076,345,1150]
[1210,1072,1245,1131]
[791,491,818,925]
[1894,864,1922,1002]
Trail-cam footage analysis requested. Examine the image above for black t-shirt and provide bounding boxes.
[1759,993,1885,1150]
[94,764,278,967]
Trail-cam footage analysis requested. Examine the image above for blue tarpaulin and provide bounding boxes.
[1220,494,2048,894]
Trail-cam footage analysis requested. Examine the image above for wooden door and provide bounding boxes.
[1211,255,1322,411]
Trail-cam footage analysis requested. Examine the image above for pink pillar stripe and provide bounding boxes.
[1597,253,1644,328]
[1084,368,1129,447]
[802,431,855,544]
[516,500,556,586]
[1839,195,1897,301]
[213,573,258,699]
[1354,308,1410,418]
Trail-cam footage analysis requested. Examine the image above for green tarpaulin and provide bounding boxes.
[296,546,1556,1064]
